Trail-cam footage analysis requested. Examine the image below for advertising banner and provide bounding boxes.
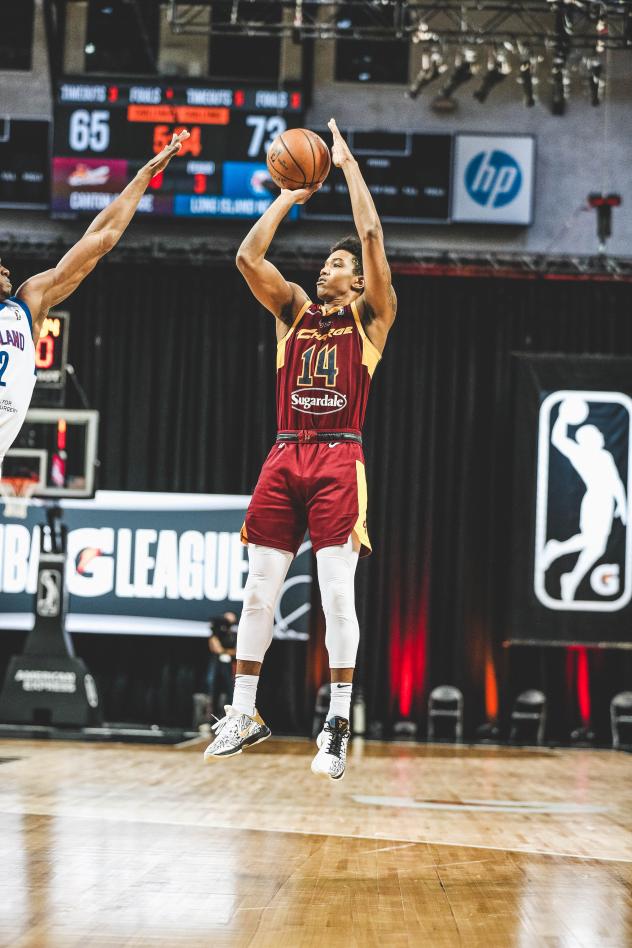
[452,133,535,225]
[509,355,632,646]
[0,491,312,640]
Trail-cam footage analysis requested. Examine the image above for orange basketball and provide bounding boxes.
[266,128,331,190]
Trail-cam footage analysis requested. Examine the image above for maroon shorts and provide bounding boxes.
[242,441,371,557]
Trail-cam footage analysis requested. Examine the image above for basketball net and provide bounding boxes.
[0,477,39,519]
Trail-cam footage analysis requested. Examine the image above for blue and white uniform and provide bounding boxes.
[0,296,36,467]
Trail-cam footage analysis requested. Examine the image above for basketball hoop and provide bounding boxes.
[0,476,39,519]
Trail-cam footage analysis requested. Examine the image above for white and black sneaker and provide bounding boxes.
[311,716,350,781]
[203,705,271,760]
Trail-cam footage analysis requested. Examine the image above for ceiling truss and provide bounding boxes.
[168,1,632,49]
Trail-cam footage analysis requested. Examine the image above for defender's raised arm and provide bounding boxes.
[328,119,396,352]
[17,131,190,335]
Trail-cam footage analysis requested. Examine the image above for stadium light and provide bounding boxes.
[431,50,477,112]
[407,50,447,99]
[473,52,511,103]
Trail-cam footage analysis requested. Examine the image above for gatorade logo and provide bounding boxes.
[465,150,522,208]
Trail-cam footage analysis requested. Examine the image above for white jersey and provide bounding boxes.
[0,296,36,464]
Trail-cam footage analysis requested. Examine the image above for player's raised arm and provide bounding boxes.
[236,188,318,333]
[328,119,396,352]
[551,411,581,463]
[17,131,190,335]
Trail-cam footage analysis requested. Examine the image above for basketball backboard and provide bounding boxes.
[4,409,99,498]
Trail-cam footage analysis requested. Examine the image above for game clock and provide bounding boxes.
[32,311,69,407]
[52,79,304,219]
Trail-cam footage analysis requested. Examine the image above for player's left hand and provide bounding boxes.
[146,129,190,176]
[281,184,322,205]
[328,118,354,168]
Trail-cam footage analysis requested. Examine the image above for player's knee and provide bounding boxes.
[321,579,356,620]
[242,575,276,617]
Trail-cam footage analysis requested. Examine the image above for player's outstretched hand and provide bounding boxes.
[328,118,354,168]
[145,130,190,176]
[281,184,322,205]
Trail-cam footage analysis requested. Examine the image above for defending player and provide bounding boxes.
[0,131,189,471]
[204,119,397,778]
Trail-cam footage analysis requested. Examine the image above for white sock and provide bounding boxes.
[232,674,258,717]
[328,682,352,722]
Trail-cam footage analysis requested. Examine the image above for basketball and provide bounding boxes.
[266,128,331,190]
[558,395,589,426]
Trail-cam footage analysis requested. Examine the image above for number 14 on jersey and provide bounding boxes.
[297,345,339,387]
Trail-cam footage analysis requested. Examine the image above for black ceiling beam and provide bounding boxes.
[165,0,632,49]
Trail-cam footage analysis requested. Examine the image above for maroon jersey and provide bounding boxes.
[276,299,381,433]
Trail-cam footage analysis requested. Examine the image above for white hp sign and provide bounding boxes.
[534,391,632,611]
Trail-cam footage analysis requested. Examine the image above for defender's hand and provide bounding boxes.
[328,118,354,168]
[281,184,321,205]
[145,129,190,177]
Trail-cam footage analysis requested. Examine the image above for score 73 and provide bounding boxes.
[246,116,286,158]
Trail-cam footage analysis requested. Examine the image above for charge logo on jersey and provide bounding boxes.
[290,388,348,415]
[297,326,354,342]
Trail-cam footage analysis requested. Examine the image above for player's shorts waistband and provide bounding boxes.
[276,429,362,445]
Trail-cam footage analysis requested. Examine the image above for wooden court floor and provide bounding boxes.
[1,737,632,947]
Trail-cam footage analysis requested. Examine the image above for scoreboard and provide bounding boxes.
[35,312,69,387]
[302,130,453,223]
[52,81,453,223]
[52,79,304,219]
[0,118,49,209]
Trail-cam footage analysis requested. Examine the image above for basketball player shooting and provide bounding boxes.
[204,119,397,779]
[0,131,189,472]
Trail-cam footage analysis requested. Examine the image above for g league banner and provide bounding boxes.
[451,134,535,226]
[510,355,632,647]
[0,491,312,639]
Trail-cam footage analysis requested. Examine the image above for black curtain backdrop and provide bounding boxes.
[4,252,632,740]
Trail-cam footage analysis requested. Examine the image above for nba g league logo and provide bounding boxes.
[534,391,632,612]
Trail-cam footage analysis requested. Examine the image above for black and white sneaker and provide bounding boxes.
[311,716,350,780]
[203,705,271,760]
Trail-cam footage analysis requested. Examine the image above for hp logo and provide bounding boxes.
[465,150,522,208]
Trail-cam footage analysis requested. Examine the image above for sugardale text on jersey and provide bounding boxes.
[290,389,348,414]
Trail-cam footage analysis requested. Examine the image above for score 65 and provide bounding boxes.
[153,125,201,158]
[69,110,110,152]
